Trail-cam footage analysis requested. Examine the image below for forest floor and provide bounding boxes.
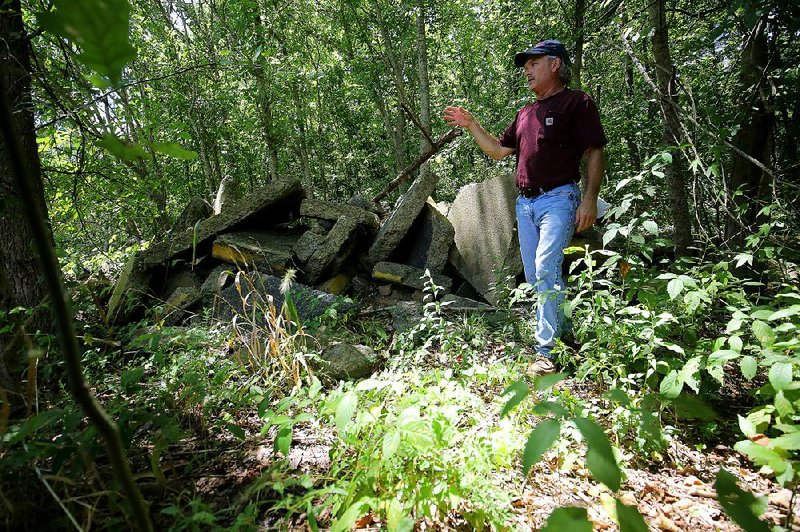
[131,300,799,532]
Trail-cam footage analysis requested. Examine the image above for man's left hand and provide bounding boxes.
[575,199,597,233]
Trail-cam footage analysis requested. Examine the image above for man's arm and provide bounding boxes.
[575,146,604,233]
[443,106,515,160]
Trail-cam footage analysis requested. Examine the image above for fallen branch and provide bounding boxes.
[372,128,462,203]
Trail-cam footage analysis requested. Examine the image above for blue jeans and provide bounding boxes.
[516,183,580,358]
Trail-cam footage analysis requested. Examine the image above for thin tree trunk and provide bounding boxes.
[650,0,693,256]
[573,0,586,90]
[0,0,53,394]
[724,15,774,245]
[416,0,431,153]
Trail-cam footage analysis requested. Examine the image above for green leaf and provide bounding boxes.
[738,415,757,438]
[121,366,144,390]
[522,419,561,475]
[770,432,800,451]
[37,0,136,86]
[659,370,683,399]
[386,499,413,532]
[734,440,788,473]
[382,430,401,459]
[740,356,758,380]
[541,506,592,532]
[275,425,292,455]
[713,469,770,532]
[641,220,658,234]
[616,499,648,532]
[96,134,148,161]
[500,380,530,418]
[335,391,358,433]
[575,417,621,491]
[227,423,245,441]
[769,362,793,391]
[752,320,776,346]
[331,498,374,532]
[769,305,800,321]
[151,142,199,161]
[667,278,684,300]
[533,372,568,391]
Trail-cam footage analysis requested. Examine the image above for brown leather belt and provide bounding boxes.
[518,186,549,198]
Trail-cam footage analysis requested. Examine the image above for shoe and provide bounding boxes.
[528,356,556,376]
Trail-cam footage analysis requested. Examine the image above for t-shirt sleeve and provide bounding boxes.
[498,112,519,149]
[573,94,608,153]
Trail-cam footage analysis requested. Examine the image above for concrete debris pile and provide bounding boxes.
[108,172,601,326]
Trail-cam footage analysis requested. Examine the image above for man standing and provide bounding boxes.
[444,40,606,373]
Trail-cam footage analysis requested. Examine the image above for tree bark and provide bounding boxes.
[724,15,774,245]
[572,0,586,90]
[0,0,53,394]
[650,0,693,256]
[416,0,431,153]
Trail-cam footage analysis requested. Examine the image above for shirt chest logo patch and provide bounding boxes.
[545,117,554,126]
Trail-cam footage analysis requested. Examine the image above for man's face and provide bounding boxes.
[524,55,559,95]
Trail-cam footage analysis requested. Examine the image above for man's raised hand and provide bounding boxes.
[444,106,475,129]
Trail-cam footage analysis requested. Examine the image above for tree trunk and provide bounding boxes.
[416,0,431,154]
[650,0,693,256]
[572,0,586,90]
[0,0,53,393]
[724,15,774,245]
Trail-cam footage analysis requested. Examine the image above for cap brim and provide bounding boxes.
[514,47,548,67]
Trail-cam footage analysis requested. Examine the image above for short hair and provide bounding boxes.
[548,55,572,86]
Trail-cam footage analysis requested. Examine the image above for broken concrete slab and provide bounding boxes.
[215,272,357,325]
[303,217,360,284]
[294,230,325,265]
[372,261,452,293]
[368,171,439,265]
[142,178,305,268]
[314,343,378,381]
[391,301,423,332]
[392,199,454,273]
[441,294,492,309]
[317,273,351,295]
[447,173,518,305]
[171,196,211,233]
[161,286,202,326]
[212,231,297,272]
[163,269,201,298]
[200,264,237,304]
[300,198,380,230]
[108,252,151,322]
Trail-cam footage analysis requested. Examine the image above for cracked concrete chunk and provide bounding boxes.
[142,178,305,268]
[368,171,439,265]
[300,198,380,229]
[392,199,454,273]
[372,261,452,293]
[315,343,378,381]
[212,231,297,272]
[303,217,360,284]
[108,252,151,322]
[294,231,325,264]
[447,173,518,305]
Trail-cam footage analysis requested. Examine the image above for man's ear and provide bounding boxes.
[552,57,561,72]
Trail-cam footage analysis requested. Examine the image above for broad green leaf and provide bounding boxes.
[740,356,758,380]
[402,420,434,451]
[616,499,648,532]
[729,335,744,352]
[770,432,800,451]
[500,380,530,418]
[734,440,789,473]
[774,390,794,418]
[713,469,770,532]
[37,0,136,86]
[769,362,793,391]
[708,350,739,365]
[522,419,561,475]
[151,142,199,161]
[227,423,245,441]
[533,372,567,391]
[335,392,358,433]
[738,415,757,438]
[382,430,401,459]
[275,426,292,455]
[96,134,148,161]
[602,226,618,247]
[659,370,683,399]
[752,320,776,346]
[330,498,374,532]
[386,499,413,532]
[575,417,621,491]
[121,366,144,390]
[642,220,658,234]
[541,506,592,532]
[726,318,743,333]
[667,278,684,300]
[769,305,800,321]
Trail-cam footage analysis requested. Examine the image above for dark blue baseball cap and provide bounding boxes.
[514,40,571,68]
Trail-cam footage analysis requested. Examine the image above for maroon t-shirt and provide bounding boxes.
[498,89,607,190]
